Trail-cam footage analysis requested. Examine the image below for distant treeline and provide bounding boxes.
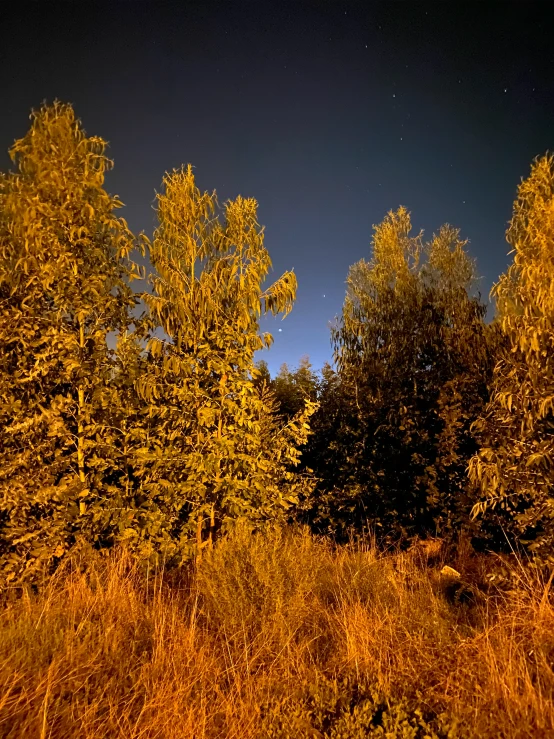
[1,102,553,585]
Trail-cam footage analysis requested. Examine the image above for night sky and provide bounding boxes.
[2,1,553,375]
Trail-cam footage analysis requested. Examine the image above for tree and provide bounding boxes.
[253,359,271,391]
[127,166,316,563]
[0,102,140,584]
[298,362,362,537]
[312,207,496,542]
[273,356,320,421]
[469,154,554,560]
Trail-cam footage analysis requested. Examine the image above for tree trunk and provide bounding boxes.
[77,319,87,514]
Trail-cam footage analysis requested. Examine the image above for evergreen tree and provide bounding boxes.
[273,356,320,421]
[0,103,140,584]
[253,359,271,391]
[469,155,554,560]
[295,355,320,401]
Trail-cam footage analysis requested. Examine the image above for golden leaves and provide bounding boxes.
[469,155,554,558]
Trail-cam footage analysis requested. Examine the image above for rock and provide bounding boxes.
[440,565,461,579]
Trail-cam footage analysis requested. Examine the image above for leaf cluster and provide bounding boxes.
[305,208,498,544]
[0,104,316,584]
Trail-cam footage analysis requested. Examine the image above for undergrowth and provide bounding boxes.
[0,525,552,738]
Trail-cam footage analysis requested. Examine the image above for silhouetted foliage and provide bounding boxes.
[304,208,499,544]
[272,356,320,421]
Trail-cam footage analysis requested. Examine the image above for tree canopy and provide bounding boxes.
[469,154,554,561]
[0,102,140,583]
[1,100,553,583]
[305,208,498,542]
[0,105,315,583]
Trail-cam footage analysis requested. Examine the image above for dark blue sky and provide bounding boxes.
[2,1,553,375]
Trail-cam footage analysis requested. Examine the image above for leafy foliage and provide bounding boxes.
[253,358,272,391]
[0,105,315,583]
[124,166,317,563]
[262,674,462,738]
[469,154,554,560]
[272,356,320,421]
[0,102,140,585]
[306,208,498,542]
[2,100,553,581]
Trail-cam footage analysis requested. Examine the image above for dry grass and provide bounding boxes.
[0,526,552,738]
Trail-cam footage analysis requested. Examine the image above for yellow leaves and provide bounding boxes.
[12,530,40,546]
[120,527,139,541]
[470,500,488,520]
[370,207,422,289]
[149,167,298,385]
[0,109,312,574]
[539,396,554,418]
[83,203,95,220]
[525,452,545,468]
[196,406,216,427]
[530,332,541,353]
[496,391,516,412]
[468,154,554,557]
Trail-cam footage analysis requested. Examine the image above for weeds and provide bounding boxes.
[0,526,552,737]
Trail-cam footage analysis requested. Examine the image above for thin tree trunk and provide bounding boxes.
[77,319,87,514]
[208,504,215,549]
[196,514,204,562]
[209,374,226,549]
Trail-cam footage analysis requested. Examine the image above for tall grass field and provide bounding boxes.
[0,526,552,738]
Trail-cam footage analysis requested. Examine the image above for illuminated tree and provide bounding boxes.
[252,359,271,391]
[469,155,554,559]
[0,102,140,584]
[129,166,316,562]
